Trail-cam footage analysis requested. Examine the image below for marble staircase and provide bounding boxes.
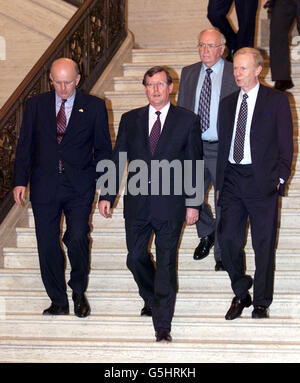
[0,0,76,109]
[1,44,300,363]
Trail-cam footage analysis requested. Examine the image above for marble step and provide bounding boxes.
[129,48,300,78]
[0,269,299,293]
[2,314,300,344]
[21,207,300,229]
[14,226,300,250]
[131,48,200,64]
[2,290,300,318]
[121,61,300,78]
[3,247,300,271]
[0,338,300,364]
[1,336,300,363]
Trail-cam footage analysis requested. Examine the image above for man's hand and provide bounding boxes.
[98,200,111,218]
[13,186,26,206]
[186,208,199,225]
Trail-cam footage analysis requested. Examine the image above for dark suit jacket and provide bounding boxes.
[14,90,112,204]
[216,84,294,198]
[177,59,239,115]
[100,103,203,222]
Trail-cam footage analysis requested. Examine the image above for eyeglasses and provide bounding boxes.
[51,80,76,86]
[146,81,168,89]
[198,43,224,50]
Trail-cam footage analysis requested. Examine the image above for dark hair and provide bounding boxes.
[142,66,173,86]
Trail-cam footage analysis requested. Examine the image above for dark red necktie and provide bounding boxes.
[149,111,161,155]
[56,99,67,171]
[56,99,67,144]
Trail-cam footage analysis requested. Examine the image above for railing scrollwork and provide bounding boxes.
[0,0,126,223]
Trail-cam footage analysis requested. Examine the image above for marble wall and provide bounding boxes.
[127,0,268,48]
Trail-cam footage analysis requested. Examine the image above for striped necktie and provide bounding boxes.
[56,99,67,144]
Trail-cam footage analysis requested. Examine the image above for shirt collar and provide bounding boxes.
[202,58,224,75]
[55,90,76,104]
[240,81,260,99]
[149,102,170,116]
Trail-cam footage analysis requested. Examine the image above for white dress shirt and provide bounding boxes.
[149,102,170,135]
[228,82,260,164]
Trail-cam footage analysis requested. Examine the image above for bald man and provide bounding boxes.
[13,58,112,317]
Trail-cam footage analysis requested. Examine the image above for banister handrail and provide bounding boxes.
[0,0,127,223]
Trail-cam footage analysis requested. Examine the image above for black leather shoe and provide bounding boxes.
[193,232,214,260]
[225,293,252,320]
[141,305,152,316]
[72,292,91,318]
[43,303,69,315]
[215,260,225,271]
[252,305,269,319]
[155,330,172,342]
[274,80,294,92]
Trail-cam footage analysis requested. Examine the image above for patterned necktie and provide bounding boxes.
[198,68,213,133]
[56,99,67,171]
[149,111,161,155]
[233,93,249,163]
[56,99,67,144]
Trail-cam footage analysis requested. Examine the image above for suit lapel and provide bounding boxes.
[249,84,265,137]
[225,91,240,153]
[44,91,57,140]
[189,62,202,109]
[220,60,233,100]
[60,91,86,144]
[136,105,151,156]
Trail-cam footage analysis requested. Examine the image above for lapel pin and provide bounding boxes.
[79,108,84,112]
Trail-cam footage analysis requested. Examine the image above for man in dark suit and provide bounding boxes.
[178,28,238,270]
[216,48,293,320]
[207,0,258,59]
[13,58,112,317]
[99,66,203,342]
[262,0,300,91]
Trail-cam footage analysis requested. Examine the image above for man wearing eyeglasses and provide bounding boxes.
[13,58,112,318]
[178,28,238,271]
[99,66,203,342]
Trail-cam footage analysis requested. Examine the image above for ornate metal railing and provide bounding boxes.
[64,0,86,7]
[0,0,126,223]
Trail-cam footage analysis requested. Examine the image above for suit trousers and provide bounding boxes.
[125,200,183,332]
[31,172,95,307]
[218,163,279,308]
[207,0,258,52]
[196,141,221,261]
[270,0,300,81]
